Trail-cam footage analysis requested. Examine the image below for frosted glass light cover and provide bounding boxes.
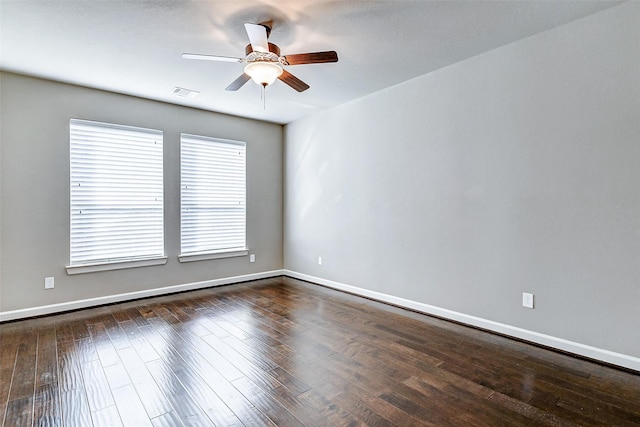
[244,61,283,86]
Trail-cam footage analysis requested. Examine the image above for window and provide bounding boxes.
[180,133,247,262]
[67,119,165,274]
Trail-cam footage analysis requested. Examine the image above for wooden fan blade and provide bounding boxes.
[182,53,243,63]
[225,73,251,91]
[283,51,338,65]
[278,70,310,92]
[244,23,269,53]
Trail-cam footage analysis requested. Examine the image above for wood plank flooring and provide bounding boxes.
[1,276,639,426]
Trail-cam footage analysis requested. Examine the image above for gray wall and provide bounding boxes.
[0,72,283,312]
[284,3,640,358]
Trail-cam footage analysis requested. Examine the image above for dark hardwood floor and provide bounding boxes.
[1,276,639,426]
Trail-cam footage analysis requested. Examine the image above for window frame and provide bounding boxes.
[66,118,166,275]
[179,133,248,263]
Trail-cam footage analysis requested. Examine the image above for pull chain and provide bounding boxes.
[261,83,267,110]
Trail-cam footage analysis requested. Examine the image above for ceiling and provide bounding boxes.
[0,1,621,124]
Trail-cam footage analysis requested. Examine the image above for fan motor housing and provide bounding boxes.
[245,43,281,57]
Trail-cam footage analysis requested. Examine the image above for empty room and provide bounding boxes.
[1,1,639,425]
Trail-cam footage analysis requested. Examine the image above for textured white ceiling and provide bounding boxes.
[0,0,621,124]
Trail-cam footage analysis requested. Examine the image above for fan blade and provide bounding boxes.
[278,70,310,92]
[225,73,251,91]
[244,23,269,53]
[283,51,338,65]
[182,53,243,63]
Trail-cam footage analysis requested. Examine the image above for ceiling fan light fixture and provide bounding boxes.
[244,61,283,87]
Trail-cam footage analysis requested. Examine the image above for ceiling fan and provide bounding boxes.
[182,23,338,93]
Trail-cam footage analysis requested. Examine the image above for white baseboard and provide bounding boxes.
[4,268,638,372]
[283,270,640,372]
[0,269,285,322]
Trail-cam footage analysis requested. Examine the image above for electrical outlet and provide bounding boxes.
[522,292,534,309]
[45,277,55,290]
[249,254,255,263]
[318,256,323,266]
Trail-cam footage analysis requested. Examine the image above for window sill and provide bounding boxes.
[66,256,168,275]
[179,249,249,263]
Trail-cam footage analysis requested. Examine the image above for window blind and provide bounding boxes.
[69,119,164,265]
[180,133,246,255]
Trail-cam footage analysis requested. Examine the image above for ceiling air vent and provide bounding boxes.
[171,87,199,98]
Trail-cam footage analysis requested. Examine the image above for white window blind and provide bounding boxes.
[181,133,246,256]
[69,119,164,266]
